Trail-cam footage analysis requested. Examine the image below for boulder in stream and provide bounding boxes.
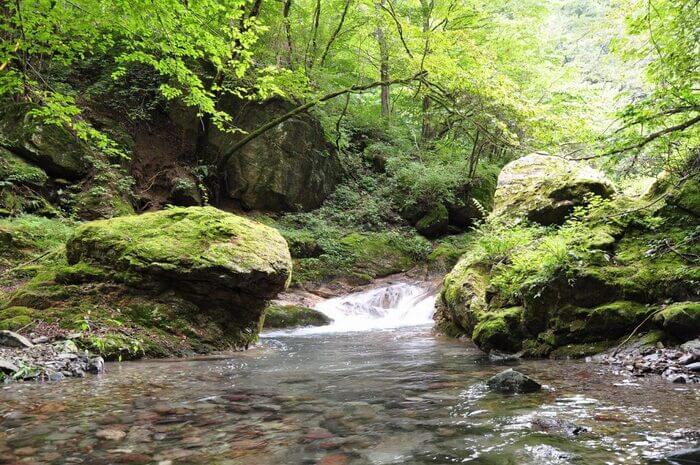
[436,154,699,365]
[263,304,331,329]
[3,206,293,361]
[486,369,542,394]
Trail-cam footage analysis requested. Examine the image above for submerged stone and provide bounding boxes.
[486,369,542,394]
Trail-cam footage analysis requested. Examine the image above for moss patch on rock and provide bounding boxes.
[438,157,699,357]
[472,307,524,352]
[66,206,292,300]
[654,302,700,339]
[279,228,430,287]
[416,203,449,238]
[0,148,48,186]
[263,304,331,329]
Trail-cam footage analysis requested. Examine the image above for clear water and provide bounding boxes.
[0,284,698,465]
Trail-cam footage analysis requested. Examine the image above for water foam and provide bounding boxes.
[262,283,436,336]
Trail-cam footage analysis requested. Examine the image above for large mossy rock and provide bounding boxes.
[66,206,292,303]
[204,97,342,212]
[1,207,293,358]
[437,156,699,357]
[491,153,614,225]
[0,104,89,180]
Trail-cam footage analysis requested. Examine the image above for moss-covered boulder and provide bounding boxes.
[437,157,698,357]
[666,174,700,217]
[416,203,449,238]
[1,207,293,359]
[0,148,48,186]
[654,302,700,339]
[491,153,614,225]
[263,304,331,329]
[66,206,292,303]
[0,104,89,180]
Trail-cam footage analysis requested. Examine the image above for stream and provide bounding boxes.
[0,282,698,464]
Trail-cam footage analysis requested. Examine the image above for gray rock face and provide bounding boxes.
[0,104,89,180]
[0,359,19,374]
[486,369,542,394]
[665,448,700,465]
[0,330,34,348]
[204,97,341,212]
[491,153,614,225]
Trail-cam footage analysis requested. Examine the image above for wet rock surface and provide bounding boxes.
[0,332,104,381]
[486,369,542,393]
[596,339,700,384]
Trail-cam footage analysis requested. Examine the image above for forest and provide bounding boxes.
[0,0,698,463]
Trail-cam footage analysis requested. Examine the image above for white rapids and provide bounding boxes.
[263,283,436,336]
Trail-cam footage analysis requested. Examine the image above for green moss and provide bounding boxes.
[54,262,111,284]
[428,232,474,271]
[280,229,323,258]
[262,304,331,329]
[0,306,35,318]
[584,301,653,337]
[439,260,489,334]
[0,215,74,254]
[66,206,292,292]
[0,305,36,330]
[549,340,617,359]
[654,302,700,339]
[415,203,448,238]
[471,306,524,352]
[291,230,429,286]
[0,315,33,330]
[0,149,48,185]
[667,176,700,216]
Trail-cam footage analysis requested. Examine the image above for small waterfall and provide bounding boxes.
[266,283,436,336]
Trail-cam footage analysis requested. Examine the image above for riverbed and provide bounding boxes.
[0,284,698,464]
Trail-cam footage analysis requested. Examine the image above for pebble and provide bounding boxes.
[95,429,127,441]
[685,362,700,372]
[598,345,700,383]
[317,454,348,465]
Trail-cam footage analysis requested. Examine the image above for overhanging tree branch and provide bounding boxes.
[576,113,700,160]
[219,71,427,166]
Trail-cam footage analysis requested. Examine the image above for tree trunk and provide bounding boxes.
[419,0,434,142]
[376,0,390,117]
[306,0,322,70]
[282,0,293,67]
